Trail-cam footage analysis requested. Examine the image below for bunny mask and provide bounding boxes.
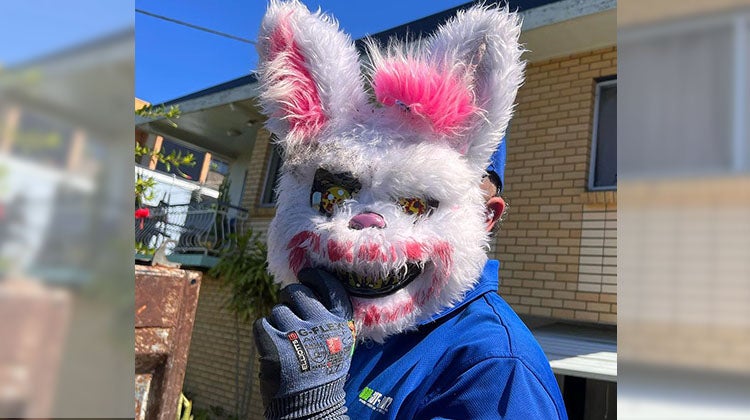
[257,0,524,343]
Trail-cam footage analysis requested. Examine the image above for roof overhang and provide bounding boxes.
[135,81,263,158]
[0,30,133,140]
[135,0,616,155]
[521,0,616,62]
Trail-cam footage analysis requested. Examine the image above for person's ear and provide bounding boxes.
[485,196,505,232]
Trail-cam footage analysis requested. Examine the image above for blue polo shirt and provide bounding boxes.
[344,260,567,419]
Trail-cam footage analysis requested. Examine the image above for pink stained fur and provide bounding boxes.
[372,59,477,136]
[267,15,327,139]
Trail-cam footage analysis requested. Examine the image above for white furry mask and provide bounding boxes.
[257,0,524,342]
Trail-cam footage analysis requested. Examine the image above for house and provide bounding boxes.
[617,1,750,416]
[2,29,132,285]
[135,1,616,418]
[1,29,133,418]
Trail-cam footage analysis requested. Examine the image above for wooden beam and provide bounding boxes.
[148,135,163,170]
[1,107,21,154]
[198,152,212,183]
[66,129,86,171]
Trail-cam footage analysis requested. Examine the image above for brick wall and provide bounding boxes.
[241,129,274,219]
[180,129,277,418]
[182,275,265,419]
[493,46,617,324]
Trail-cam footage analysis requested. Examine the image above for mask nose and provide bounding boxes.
[348,212,386,230]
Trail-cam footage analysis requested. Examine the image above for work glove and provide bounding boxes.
[253,268,356,420]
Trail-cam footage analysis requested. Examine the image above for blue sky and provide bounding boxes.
[0,1,133,65]
[135,1,471,104]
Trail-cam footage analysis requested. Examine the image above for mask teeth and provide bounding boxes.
[336,262,427,292]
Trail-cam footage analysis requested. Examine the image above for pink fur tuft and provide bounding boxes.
[267,16,327,139]
[373,59,477,136]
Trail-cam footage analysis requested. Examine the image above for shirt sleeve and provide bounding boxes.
[416,357,567,420]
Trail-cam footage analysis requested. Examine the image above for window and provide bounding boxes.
[589,79,617,190]
[13,110,73,168]
[261,142,283,205]
[204,156,230,190]
[619,15,744,176]
[155,139,206,181]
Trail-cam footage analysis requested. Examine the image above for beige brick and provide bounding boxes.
[557,255,579,264]
[530,306,553,317]
[532,289,553,298]
[554,290,575,300]
[602,284,617,294]
[577,282,602,293]
[599,293,617,303]
[599,313,617,324]
[587,302,610,312]
[576,292,600,302]
[521,296,541,306]
[564,300,586,310]
[541,298,564,308]
[545,263,567,272]
[534,271,556,281]
[579,264,603,274]
[523,279,544,289]
[574,311,599,322]
[580,54,602,64]
[545,281,566,290]
[569,63,590,73]
[552,308,576,319]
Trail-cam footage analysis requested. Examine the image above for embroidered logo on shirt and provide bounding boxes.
[358,386,394,414]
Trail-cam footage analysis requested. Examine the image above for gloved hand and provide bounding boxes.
[253,268,356,420]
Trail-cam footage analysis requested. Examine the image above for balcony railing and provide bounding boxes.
[135,201,249,268]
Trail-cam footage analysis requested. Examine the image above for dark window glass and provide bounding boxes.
[261,143,283,205]
[155,139,205,181]
[591,81,617,189]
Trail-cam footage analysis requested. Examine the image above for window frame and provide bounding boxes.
[259,141,283,206]
[588,78,617,191]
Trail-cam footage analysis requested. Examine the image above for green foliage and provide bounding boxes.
[135,104,181,127]
[191,406,210,420]
[13,130,61,152]
[159,149,197,178]
[135,142,197,179]
[134,137,197,211]
[209,229,279,322]
[135,241,155,256]
[134,173,157,208]
[217,176,232,206]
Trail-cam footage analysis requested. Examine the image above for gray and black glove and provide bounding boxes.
[253,268,355,419]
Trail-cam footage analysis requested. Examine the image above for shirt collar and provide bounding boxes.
[419,259,500,325]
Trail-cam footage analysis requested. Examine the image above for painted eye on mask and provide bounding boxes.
[397,197,439,217]
[310,168,361,216]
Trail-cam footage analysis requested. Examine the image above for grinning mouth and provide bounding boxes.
[332,262,428,297]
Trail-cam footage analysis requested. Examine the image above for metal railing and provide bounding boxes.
[135,201,249,259]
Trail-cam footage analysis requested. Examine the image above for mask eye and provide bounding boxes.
[311,169,361,216]
[398,197,439,217]
[314,187,351,215]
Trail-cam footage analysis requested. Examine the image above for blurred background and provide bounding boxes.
[619,0,750,418]
[0,1,134,418]
[1,0,749,418]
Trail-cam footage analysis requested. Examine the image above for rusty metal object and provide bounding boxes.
[0,276,71,418]
[135,265,201,420]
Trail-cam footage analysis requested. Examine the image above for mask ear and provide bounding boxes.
[256,0,368,148]
[427,6,525,172]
